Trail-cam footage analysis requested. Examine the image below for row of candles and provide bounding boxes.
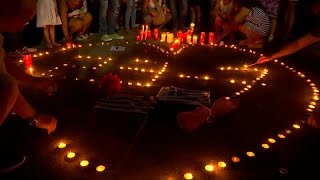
[137,24,215,48]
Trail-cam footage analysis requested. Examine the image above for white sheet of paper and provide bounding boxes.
[110,46,126,52]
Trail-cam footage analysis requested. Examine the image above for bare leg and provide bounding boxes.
[268,17,277,42]
[43,26,53,48]
[80,13,93,35]
[284,1,297,39]
[49,25,61,46]
[68,18,84,36]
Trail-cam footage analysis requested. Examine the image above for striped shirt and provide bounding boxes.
[244,7,270,37]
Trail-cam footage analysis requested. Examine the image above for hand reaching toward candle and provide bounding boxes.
[256,56,273,65]
[35,114,57,134]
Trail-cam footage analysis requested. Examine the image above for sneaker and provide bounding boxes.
[22,47,37,53]
[74,35,89,42]
[109,33,124,40]
[101,34,112,42]
[6,50,23,58]
[0,154,26,174]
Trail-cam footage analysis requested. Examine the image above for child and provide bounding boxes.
[189,0,201,30]
[234,0,270,48]
[37,0,62,48]
[211,0,235,37]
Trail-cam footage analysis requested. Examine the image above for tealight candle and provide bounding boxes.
[205,164,214,172]
[80,160,89,167]
[262,144,269,149]
[230,79,235,83]
[218,161,226,168]
[246,151,255,157]
[293,124,300,129]
[268,138,276,143]
[278,134,286,139]
[96,165,105,172]
[184,173,193,179]
[67,152,76,159]
[231,156,240,163]
[58,142,66,149]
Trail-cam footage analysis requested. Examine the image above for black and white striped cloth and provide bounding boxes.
[244,6,270,37]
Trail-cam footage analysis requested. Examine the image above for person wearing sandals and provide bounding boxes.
[0,0,58,174]
[59,0,93,42]
[99,0,125,42]
[37,0,62,48]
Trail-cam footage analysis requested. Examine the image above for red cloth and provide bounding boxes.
[177,106,211,132]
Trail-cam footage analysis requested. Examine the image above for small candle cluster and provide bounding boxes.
[56,141,106,173]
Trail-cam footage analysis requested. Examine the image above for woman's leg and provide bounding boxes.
[68,18,84,36]
[49,26,61,46]
[268,17,277,42]
[80,13,93,34]
[43,26,53,48]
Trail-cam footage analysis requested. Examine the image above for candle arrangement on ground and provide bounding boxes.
[13,33,319,179]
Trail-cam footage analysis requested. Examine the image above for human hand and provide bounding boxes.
[256,56,273,64]
[36,114,57,134]
[32,77,57,96]
[211,97,239,118]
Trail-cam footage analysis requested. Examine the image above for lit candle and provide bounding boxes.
[293,124,300,129]
[58,142,66,149]
[208,32,214,44]
[96,165,105,172]
[246,151,255,157]
[136,35,141,41]
[153,28,159,40]
[268,138,276,143]
[200,32,205,44]
[205,164,214,172]
[262,144,269,149]
[184,173,193,179]
[192,35,198,44]
[218,161,226,168]
[186,35,192,44]
[80,160,89,167]
[231,156,240,163]
[67,152,76,159]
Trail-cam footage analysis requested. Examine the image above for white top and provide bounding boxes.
[149,0,162,9]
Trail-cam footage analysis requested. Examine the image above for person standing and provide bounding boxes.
[99,0,124,41]
[37,0,62,48]
[169,0,188,32]
[124,0,138,33]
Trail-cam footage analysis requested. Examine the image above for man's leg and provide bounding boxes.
[125,0,134,29]
[169,0,178,31]
[0,74,19,126]
[107,0,120,34]
[179,0,188,29]
[99,0,109,33]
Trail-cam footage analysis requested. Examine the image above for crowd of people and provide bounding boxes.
[0,0,320,174]
[2,0,312,55]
